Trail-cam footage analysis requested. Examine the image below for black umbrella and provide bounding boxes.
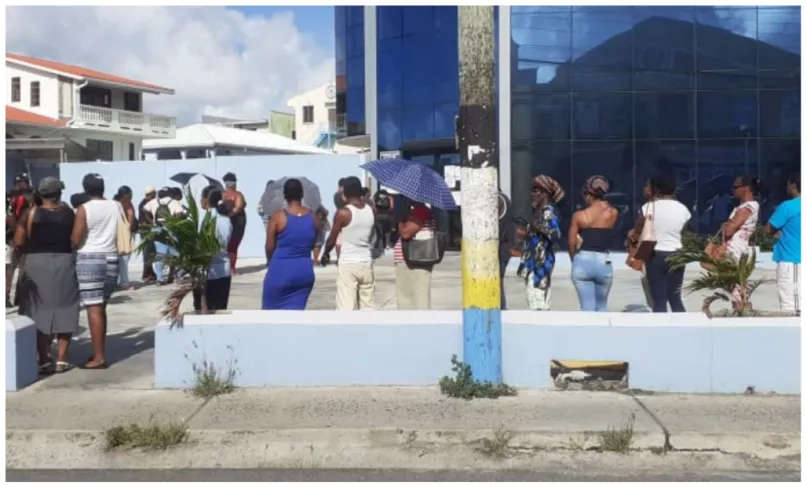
[169,172,222,189]
[260,177,322,216]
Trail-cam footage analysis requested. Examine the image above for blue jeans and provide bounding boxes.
[153,241,178,283]
[571,251,613,312]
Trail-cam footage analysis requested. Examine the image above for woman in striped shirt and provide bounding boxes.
[394,200,437,310]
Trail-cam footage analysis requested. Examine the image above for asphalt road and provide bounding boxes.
[6,469,800,482]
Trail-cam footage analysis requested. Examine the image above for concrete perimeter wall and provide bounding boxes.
[59,154,364,263]
[155,311,800,394]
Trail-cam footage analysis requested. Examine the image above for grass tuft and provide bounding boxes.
[104,421,189,451]
[439,355,517,400]
[598,413,635,454]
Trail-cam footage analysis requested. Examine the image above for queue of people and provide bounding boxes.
[5,168,800,371]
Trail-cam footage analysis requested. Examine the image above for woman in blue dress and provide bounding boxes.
[519,175,564,311]
[262,179,320,310]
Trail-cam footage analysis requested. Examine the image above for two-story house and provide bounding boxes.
[5,53,175,164]
[286,83,338,150]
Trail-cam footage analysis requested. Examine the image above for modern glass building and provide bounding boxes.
[335,6,801,250]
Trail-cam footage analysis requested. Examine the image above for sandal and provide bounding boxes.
[80,360,108,370]
[38,362,54,375]
[54,361,73,373]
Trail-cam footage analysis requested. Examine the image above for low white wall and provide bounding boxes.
[154,310,800,394]
[6,316,38,391]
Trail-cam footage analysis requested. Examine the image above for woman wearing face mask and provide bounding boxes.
[723,175,761,310]
[567,175,619,312]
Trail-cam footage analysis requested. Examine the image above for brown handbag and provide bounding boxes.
[702,230,726,270]
[626,202,657,272]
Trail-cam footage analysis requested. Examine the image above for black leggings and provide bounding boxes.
[646,250,686,313]
[192,277,232,312]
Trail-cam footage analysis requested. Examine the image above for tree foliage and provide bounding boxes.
[137,188,222,325]
[666,236,771,317]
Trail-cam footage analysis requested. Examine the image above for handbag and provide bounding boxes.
[702,230,726,270]
[626,201,657,271]
[116,203,133,257]
[402,226,445,266]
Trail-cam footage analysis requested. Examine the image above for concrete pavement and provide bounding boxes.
[7,468,801,482]
[6,387,800,471]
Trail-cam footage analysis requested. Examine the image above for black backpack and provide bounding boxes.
[154,201,172,226]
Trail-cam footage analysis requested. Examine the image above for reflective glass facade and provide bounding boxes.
[335,6,366,136]
[377,7,460,162]
[511,6,801,249]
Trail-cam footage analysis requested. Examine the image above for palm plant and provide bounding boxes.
[137,188,223,326]
[666,236,771,318]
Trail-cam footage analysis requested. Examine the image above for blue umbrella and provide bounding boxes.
[361,159,458,211]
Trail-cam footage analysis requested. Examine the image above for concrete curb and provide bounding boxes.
[6,428,800,470]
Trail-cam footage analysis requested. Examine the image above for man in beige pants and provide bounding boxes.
[321,176,376,310]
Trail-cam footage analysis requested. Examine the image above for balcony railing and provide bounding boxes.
[75,105,176,137]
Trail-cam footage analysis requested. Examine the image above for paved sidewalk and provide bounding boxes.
[6,387,800,470]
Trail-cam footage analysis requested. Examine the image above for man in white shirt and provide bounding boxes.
[321,176,376,310]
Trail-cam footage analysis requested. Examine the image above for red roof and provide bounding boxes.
[6,106,66,127]
[6,53,173,94]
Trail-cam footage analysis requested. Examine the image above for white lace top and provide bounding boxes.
[726,200,759,260]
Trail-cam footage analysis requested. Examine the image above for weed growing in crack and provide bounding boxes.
[104,420,189,451]
[185,342,239,399]
[598,413,635,454]
[478,426,514,458]
[439,355,517,400]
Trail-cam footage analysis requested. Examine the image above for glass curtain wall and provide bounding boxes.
[335,6,366,137]
[510,6,800,250]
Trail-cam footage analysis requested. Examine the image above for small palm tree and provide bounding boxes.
[667,237,771,317]
[137,188,223,326]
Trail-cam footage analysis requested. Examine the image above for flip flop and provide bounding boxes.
[54,361,73,373]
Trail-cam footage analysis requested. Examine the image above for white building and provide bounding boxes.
[285,82,338,150]
[142,123,333,160]
[5,52,176,163]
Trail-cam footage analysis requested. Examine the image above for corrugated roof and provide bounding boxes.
[142,124,334,155]
[6,106,66,127]
[6,53,174,94]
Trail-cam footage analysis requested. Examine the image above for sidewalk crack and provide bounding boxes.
[626,393,673,452]
[185,397,214,426]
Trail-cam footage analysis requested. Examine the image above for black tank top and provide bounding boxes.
[28,206,74,254]
[578,228,613,252]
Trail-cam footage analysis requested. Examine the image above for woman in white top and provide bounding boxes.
[723,175,760,309]
[629,174,691,313]
[70,173,121,370]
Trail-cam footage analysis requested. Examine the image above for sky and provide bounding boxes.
[6,6,336,125]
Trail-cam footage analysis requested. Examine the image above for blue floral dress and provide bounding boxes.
[520,204,561,310]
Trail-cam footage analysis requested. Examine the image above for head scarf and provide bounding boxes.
[584,175,610,198]
[533,175,565,204]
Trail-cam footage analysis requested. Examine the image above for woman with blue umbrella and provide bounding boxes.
[360,158,456,309]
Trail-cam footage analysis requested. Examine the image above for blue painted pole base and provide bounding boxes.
[462,308,503,384]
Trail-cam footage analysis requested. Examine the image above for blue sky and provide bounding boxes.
[230,6,334,52]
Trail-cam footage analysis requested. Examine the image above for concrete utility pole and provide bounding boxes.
[457,6,501,384]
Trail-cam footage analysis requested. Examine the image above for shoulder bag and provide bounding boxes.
[626,201,657,271]
[116,202,133,256]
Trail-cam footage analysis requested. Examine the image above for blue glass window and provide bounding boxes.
[697,91,758,138]
[402,105,435,142]
[760,90,800,137]
[378,6,402,40]
[377,38,402,108]
[635,92,695,139]
[403,6,433,36]
[433,103,458,139]
[378,109,402,151]
[573,93,632,140]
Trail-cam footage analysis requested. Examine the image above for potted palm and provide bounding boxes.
[666,237,771,318]
[137,188,223,326]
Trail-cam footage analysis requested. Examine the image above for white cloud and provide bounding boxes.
[6,6,334,125]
